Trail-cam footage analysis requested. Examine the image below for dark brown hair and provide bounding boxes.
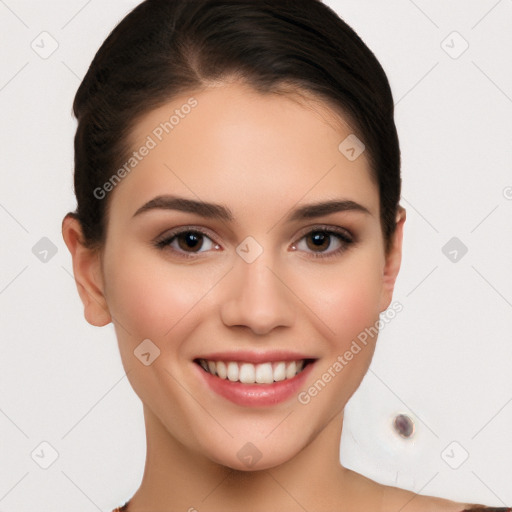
[67,0,401,253]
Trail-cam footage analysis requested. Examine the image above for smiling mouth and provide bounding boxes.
[194,358,316,384]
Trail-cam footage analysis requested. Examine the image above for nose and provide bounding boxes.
[219,251,296,336]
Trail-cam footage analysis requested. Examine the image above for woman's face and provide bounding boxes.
[85,81,403,470]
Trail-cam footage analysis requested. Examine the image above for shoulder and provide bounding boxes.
[348,471,507,512]
[459,508,512,511]
[111,505,129,512]
[380,483,511,512]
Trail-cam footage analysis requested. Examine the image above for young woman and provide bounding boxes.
[61,0,510,510]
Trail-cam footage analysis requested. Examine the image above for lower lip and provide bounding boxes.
[195,361,315,407]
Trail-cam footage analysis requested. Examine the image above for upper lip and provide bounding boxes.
[194,350,317,364]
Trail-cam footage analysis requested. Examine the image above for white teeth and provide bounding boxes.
[216,361,227,379]
[227,361,239,381]
[255,362,273,384]
[239,363,256,384]
[198,359,309,383]
[273,361,286,381]
[285,361,297,379]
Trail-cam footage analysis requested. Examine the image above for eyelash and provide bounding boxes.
[153,225,355,260]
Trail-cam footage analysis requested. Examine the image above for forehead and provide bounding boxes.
[111,81,378,221]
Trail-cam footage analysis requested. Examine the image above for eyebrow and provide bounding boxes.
[132,194,372,222]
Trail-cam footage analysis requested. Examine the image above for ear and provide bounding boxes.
[379,206,406,312]
[61,214,112,327]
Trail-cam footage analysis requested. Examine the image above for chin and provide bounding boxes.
[200,433,307,473]
[217,451,296,472]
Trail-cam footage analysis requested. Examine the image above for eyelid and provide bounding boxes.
[154,225,219,245]
[292,223,353,242]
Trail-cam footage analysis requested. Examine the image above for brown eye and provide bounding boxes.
[155,228,220,256]
[305,231,331,252]
[292,227,354,259]
[176,231,205,252]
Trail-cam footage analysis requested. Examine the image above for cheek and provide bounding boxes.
[296,257,384,415]
[102,246,227,350]
[296,252,384,346]
[103,249,196,339]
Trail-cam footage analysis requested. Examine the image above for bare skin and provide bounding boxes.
[62,80,475,511]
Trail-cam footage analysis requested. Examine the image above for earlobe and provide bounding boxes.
[61,214,112,327]
[379,206,406,312]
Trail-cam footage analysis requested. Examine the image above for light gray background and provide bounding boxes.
[0,0,511,510]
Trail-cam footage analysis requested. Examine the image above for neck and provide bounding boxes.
[127,405,357,511]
